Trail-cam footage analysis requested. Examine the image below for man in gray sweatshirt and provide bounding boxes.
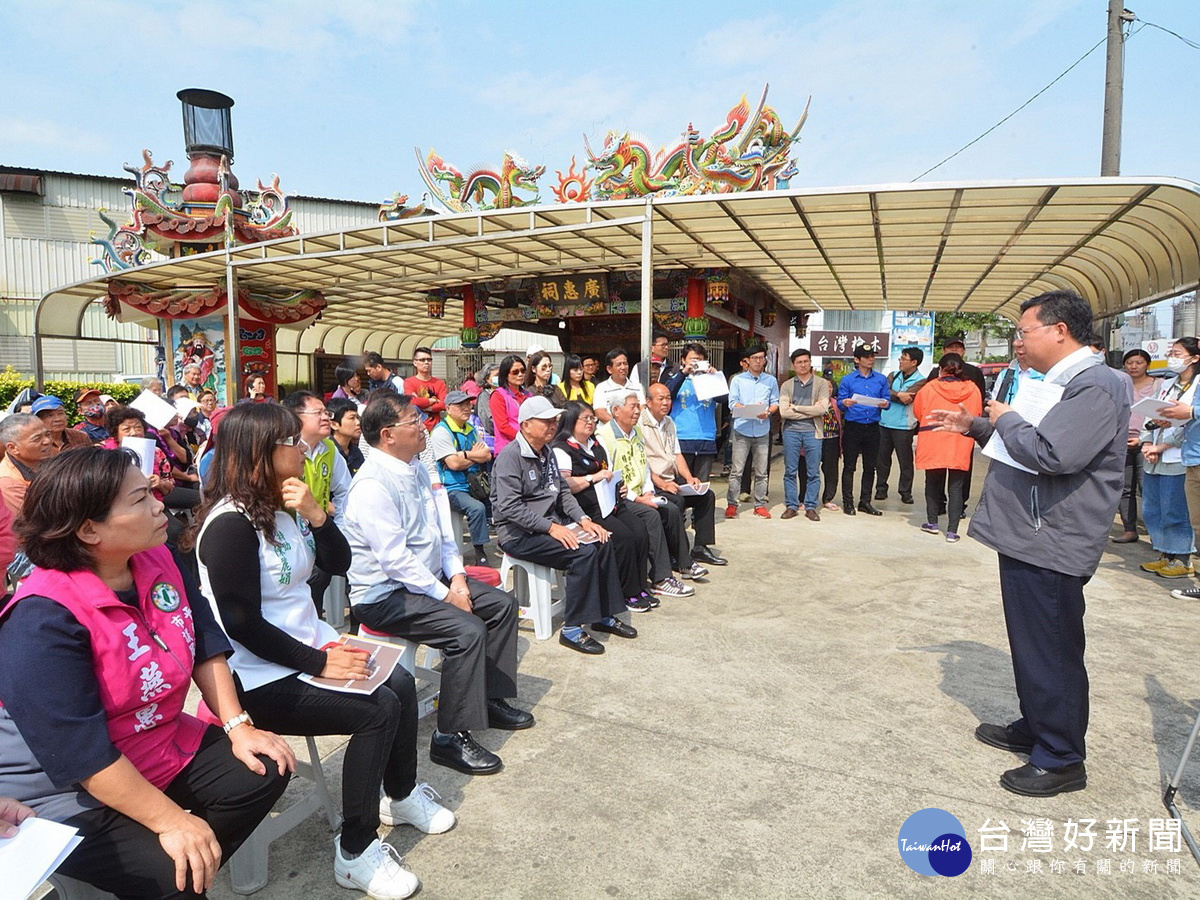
[932,290,1128,798]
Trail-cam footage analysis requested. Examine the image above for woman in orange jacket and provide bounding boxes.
[913,353,983,541]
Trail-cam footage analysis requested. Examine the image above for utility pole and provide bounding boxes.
[1101,1,1135,176]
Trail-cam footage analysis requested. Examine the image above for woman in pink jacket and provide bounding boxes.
[0,447,294,896]
[913,353,983,542]
[489,354,531,454]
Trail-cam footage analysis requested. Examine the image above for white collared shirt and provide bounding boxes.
[343,449,465,607]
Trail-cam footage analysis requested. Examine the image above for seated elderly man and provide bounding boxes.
[491,396,636,654]
[32,396,91,453]
[0,413,54,516]
[598,389,706,590]
[344,392,533,777]
[640,383,727,567]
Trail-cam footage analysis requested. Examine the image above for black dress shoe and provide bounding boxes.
[857,501,883,516]
[900,494,914,505]
[430,730,503,775]
[486,698,536,731]
[975,722,1034,754]
[1000,762,1086,797]
[590,618,638,639]
[692,545,728,566]
[843,504,856,516]
[874,491,888,501]
[559,630,605,654]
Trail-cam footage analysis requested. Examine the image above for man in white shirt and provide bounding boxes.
[344,393,532,777]
[593,347,645,423]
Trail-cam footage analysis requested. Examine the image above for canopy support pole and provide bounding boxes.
[640,199,653,366]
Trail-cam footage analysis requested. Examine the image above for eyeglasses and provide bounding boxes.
[1014,322,1058,339]
[509,369,526,376]
[276,435,311,453]
[580,415,598,424]
[413,357,433,364]
[385,414,427,430]
[298,408,331,419]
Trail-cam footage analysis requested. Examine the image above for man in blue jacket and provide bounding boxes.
[836,345,890,515]
[933,290,1128,798]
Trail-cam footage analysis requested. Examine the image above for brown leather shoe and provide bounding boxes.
[780,508,799,519]
[805,509,820,522]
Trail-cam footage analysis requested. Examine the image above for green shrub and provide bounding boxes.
[0,367,142,424]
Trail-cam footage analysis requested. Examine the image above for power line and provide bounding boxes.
[912,34,1110,181]
[1138,18,1200,50]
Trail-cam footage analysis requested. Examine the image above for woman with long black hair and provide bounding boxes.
[191,403,453,898]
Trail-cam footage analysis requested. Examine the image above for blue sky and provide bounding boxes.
[2,1,1198,205]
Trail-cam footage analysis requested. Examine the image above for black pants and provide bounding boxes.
[923,468,966,533]
[58,725,287,898]
[499,531,624,627]
[660,483,716,548]
[820,436,840,504]
[997,554,1090,769]
[1119,445,1143,532]
[841,421,880,505]
[681,452,715,483]
[876,427,916,498]
[308,566,332,618]
[242,667,417,855]
[621,500,674,583]
[354,577,518,738]
[652,494,691,569]
[596,506,652,599]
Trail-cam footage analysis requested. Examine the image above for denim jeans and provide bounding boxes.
[783,429,822,510]
[447,487,491,546]
[727,432,770,506]
[1142,471,1195,556]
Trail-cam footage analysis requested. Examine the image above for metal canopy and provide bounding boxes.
[36,176,1200,359]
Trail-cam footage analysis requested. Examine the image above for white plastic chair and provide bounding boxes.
[499,553,565,640]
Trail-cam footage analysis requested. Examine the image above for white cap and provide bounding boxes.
[517,395,564,423]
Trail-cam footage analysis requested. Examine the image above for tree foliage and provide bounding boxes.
[933,312,1015,346]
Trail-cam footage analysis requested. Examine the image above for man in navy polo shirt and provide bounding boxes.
[836,344,890,516]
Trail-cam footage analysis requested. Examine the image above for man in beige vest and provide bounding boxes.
[640,384,726,567]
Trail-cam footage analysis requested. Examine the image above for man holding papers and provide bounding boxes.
[836,344,890,516]
[931,290,1128,798]
[641,383,727,568]
[725,344,780,519]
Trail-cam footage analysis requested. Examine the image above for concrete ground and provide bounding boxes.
[205,451,1200,899]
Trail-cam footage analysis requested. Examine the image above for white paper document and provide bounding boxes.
[731,404,768,419]
[982,379,1066,473]
[676,481,711,497]
[849,393,887,408]
[130,390,180,431]
[1130,396,1174,417]
[0,816,83,899]
[120,436,157,476]
[593,473,618,518]
[690,370,729,401]
[298,634,403,695]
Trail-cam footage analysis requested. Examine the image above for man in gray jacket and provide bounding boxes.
[491,396,635,655]
[933,290,1128,798]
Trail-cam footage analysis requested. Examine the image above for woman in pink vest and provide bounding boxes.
[0,447,295,897]
[488,354,531,454]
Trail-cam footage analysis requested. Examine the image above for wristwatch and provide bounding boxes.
[584,473,593,484]
[223,711,253,734]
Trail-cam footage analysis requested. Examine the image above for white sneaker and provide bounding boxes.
[380,783,456,834]
[334,837,420,899]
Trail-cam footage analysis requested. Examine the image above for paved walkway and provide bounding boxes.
[209,456,1200,898]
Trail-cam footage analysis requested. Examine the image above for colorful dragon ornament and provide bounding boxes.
[415,148,545,212]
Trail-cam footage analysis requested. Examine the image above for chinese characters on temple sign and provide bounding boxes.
[808,331,890,357]
[535,274,609,304]
[973,817,1182,875]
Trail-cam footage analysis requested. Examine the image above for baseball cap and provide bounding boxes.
[31,395,64,415]
[75,388,101,405]
[853,344,877,359]
[99,394,116,405]
[517,395,564,423]
[445,389,474,406]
